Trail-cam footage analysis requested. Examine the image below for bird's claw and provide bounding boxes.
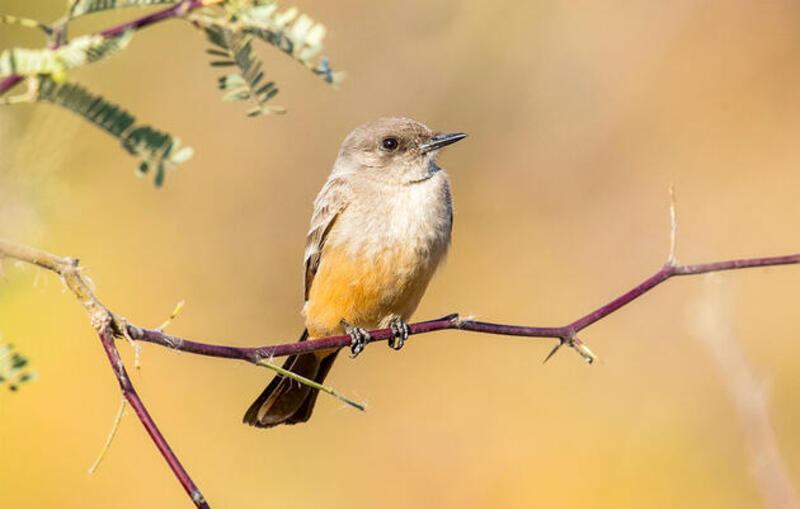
[342,320,371,358]
[388,318,410,350]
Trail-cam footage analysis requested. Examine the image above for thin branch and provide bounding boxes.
[0,75,23,95]
[257,358,366,411]
[0,14,52,34]
[99,0,205,39]
[0,239,210,509]
[667,184,677,265]
[0,0,220,97]
[0,78,36,105]
[1,235,798,507]
[157,299,185,331]
[88,396,126,474]
[126,253,800,365]
[97,326,209,508]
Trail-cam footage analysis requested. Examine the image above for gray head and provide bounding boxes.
[334,117,466,185]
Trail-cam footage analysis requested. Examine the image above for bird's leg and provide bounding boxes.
[341,319,371,358]
[387,317,410,351]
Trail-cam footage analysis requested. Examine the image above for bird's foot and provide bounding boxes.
[387,318,410,351]
[342,320,371,358]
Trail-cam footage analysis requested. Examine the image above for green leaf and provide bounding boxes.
[68,0,178,18]
[204,25,285,116]
[234,3,343,85]
[0,31,133,78]
[36,75,192,186]
[205,49,229,57]
[170,145,194,164]
[222,88,251,101]
[0,338,35,392]
[218,73,247,89]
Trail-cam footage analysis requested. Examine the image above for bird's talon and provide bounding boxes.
[342,320,370,358]
[388,318,410,351]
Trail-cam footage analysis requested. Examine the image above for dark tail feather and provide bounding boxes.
[284,349,338,424]
[243,330,338,428]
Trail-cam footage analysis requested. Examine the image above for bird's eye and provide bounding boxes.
[381,137,399,151]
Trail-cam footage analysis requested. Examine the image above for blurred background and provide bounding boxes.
[2,1,799,507]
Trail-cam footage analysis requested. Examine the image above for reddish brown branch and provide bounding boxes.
[0,0,211,97]
[1,237,798,509]
[0,239,210,509]
[97,327,209,509]
[130,253,800,363]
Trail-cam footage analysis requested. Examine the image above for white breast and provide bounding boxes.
[330,171,453,263]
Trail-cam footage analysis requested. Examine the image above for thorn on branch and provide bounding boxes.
[570,337,596,364]
[443,313,463,327]
[542,340,563,364]
[543,335,597,364]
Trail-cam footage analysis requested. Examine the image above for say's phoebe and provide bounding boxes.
[243,117,466,428]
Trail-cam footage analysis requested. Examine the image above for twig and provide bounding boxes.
[257,358,366,411]
[0,239,210,509]
[123,254,799,364]
[96,326,209,508]
[1,214,798,507]
[0,13,52,34]
[157,299,186,331]
[99,0,210,39]
[0,0,220,97]
[667,185,677,265]
[88,396,126,474]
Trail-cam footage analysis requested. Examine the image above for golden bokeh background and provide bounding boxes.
[2,1,800,508]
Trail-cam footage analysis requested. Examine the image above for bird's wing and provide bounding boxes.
[303,177,350,301]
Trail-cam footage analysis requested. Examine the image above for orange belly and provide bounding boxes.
[303,243,440,338]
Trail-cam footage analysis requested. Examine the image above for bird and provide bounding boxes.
[243,117,466,428]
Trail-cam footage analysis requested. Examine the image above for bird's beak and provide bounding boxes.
[419,132,467,153]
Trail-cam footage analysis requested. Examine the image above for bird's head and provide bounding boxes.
[335,117,466,185]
